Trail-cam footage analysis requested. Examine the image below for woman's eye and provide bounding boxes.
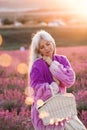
[46,43,50,46]
[40,46,44,49]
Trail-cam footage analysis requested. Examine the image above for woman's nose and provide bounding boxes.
[44,45,48,50]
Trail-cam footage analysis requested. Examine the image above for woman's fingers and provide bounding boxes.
[43,56,52,65]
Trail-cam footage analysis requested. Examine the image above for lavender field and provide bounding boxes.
[0,46,87,129]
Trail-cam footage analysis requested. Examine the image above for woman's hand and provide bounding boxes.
[43,56,60,85]
[43,56,52,66]
[49,82,59,96]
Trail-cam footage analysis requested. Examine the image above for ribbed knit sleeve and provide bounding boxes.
[49,56,75,87]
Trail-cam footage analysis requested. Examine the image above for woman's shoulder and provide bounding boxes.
[33,58,44,66]
[32,58,45,70]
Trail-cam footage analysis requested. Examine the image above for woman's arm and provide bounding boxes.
[30,64,59,102]
[49,56,75,87]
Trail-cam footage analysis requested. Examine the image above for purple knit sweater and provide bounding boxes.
[30,55,75,130]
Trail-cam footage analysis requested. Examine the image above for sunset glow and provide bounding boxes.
[74,0,87,14]
[64,0,87,18]
[0,53,12,67]
[50,118,55,125]
[39,110,49,119]
[25,96,34,105]
[17,63,28,74]
[0,0,87,19]
[25,87,34,96]
[37,99,44,108]
[0,35,3,46]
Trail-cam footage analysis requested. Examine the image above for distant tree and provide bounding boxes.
[17,16,29,24]
[2,18,14,25]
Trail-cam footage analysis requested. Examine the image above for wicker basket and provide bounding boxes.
[38,93,77,126]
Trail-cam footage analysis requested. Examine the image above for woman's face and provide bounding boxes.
[38,38,54,58]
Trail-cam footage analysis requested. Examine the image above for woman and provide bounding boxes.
[29,30,86,130]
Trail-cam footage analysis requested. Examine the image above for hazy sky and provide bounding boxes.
[0,0,75,10]
[0,0,87,15]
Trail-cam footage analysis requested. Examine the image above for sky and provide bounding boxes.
[0,0,87,15]
[0,0,77,9]
[0,0,70,10]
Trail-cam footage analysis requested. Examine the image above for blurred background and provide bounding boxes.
[0,0,87,130]
[0,0,87,49]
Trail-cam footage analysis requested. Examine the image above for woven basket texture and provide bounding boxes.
[38,93,77,125]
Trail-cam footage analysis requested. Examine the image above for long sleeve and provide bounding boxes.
[49,56,75,88]
[30,60,59,102]
[30,67,51,102]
